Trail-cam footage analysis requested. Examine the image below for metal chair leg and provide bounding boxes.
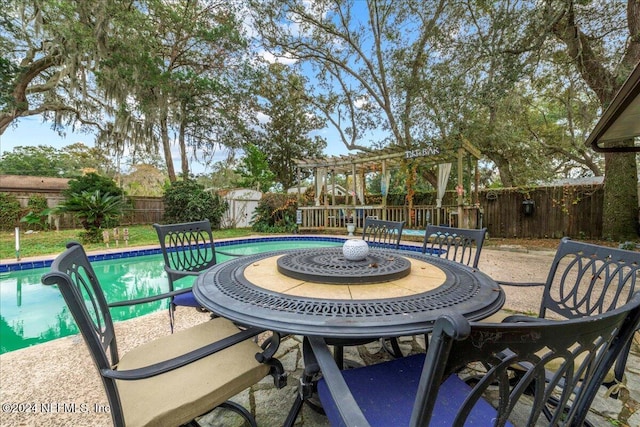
[218,401,258,427]
[283,393,305,427]
[169,304,176,333]
[380,337,405,358]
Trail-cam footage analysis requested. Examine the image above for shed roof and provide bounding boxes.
[0,174,70,192]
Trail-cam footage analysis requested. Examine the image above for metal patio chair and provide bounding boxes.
[112,219,241,331]
[383,225,487,358]
[362,218,405,249]
[42,241,285,427]
[297,293,640,427]
[422,225,488,268]
[485,237,640,398]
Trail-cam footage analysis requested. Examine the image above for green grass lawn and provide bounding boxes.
[0,225,255,260]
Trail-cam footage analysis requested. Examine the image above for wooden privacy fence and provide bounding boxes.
[478,185,604,239]
[3,195,164,229]
[121,197,164,225]
[56,197,164,228]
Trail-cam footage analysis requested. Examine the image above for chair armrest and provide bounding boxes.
[164,267,199,279]
[308,336,371,427]
[101,327,265,380]
[502,315,548,324]
[108,287,192,307]
[497,281,545,288]
[257,332,288,389]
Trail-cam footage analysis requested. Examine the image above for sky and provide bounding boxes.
[0,117,93,154]
[0,116,350,176]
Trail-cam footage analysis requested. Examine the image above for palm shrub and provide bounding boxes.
[162,179,228,228]
[61,173,127,229]
[53,190,125,242]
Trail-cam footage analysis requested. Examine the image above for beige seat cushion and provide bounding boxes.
[116,318,270,427]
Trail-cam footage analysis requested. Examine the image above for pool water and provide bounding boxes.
[0,238,342,354]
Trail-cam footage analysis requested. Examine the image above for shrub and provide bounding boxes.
[162,179,227,228]
[63,172,123,198]
[252,193,298,233]
[0,193,22,230]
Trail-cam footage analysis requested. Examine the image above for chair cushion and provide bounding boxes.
[172,290,201,307]
[317,353,512,427]
[116,318,269,427]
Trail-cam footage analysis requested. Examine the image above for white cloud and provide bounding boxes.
[259,50,298,65]
[354,96,369,109]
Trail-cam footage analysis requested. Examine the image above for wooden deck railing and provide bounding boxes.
[297,205,483,231]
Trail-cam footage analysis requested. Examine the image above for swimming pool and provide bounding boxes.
[0,236,349,354]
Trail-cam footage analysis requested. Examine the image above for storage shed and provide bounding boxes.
[221,189,262,228]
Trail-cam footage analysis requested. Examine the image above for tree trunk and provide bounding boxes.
[551,0,639,240]
[484,152,514,188]
[179,101,189,177]
[179,122,188,178]
[603,148,639,240]
[160,114,176,182]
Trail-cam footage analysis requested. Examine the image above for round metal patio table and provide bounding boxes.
[193,247,505,339]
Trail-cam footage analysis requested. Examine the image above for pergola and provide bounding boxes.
[293,139,483,228]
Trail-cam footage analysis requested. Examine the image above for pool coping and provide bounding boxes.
[0,234,426,273]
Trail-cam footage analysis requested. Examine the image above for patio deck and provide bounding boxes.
[1,246,638,426]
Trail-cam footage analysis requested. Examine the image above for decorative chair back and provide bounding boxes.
[154,220,218,290]
[311,292,640,427]
[422,225,487,268]
[537,237,640,388]
[362,218,405,249]
[42,242,125,424]
[418,296,640,427]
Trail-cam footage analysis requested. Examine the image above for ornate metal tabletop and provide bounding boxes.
[276,247,412,284]
[194,247,504,339]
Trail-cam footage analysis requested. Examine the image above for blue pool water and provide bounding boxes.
[0,236,347,354]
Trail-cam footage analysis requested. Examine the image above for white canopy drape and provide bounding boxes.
[380,170,391,196]
[315,167,327,206]
[355,174,365,204]
[436,163,452,208]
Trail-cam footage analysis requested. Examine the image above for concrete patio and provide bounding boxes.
[1,245,638,426]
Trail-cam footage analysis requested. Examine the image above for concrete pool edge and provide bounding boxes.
[0,234,427,273]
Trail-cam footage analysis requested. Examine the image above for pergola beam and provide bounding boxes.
[294,141,481,173]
